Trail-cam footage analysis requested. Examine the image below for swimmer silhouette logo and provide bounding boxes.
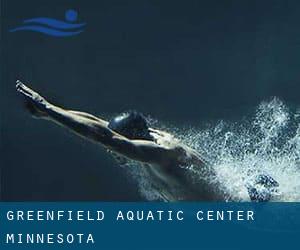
[9,9,85,37]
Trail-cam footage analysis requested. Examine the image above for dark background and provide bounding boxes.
[1,0,300,201]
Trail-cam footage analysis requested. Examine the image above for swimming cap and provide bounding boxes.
[108,111,153,141]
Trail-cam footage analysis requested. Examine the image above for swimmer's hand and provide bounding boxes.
[16,80,49,118]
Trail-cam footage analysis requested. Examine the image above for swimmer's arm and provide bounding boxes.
[16,81,111,142]
[16,80,107,122]
[67,110,106,123]
[110,137,176,164]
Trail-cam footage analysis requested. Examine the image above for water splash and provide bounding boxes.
[124,98,300,201]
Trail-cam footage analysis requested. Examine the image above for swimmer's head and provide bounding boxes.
[108,111,153,141]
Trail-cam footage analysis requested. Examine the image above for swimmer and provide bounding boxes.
[16,80,278,201]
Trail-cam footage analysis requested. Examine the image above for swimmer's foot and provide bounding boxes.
[16,80,49,118]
